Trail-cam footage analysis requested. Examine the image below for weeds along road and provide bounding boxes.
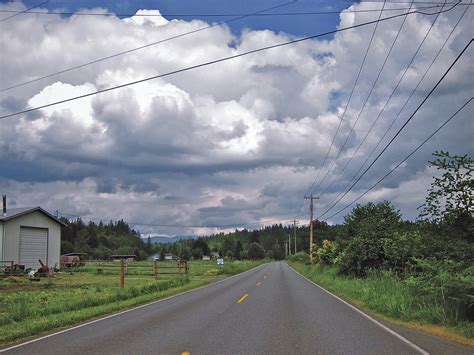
[2,262,473,355]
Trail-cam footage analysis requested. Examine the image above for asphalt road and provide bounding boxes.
[2,262,473,355]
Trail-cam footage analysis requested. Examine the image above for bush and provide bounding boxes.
[287,251,309,264]
[404,259,474,322]
[317,240,337,265]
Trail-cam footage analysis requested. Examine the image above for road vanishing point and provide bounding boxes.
[2,262,473,355]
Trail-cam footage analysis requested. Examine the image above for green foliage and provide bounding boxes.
[317,240,337,266]
[272,240,284,260]
[286,251,309,264]
[337,201,403,276]
[291,263,474,339]
[234,240,243,260]
[344,200,402,238]
[420,151,473,243]
[60,219,150,260]
[247,242,265,260]
[420,151,473,222]
[405,259,474,322]
[192,238,210,256]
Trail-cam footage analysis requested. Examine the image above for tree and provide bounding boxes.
[272,240,284,260]
[193,237,210,256]
[250,230,260,244]
[234,240,243,260]
[338,201,403,276]
[191,247,203,260]
[247,242,265,260]
[344,201,402,239]
[419,151,473,241]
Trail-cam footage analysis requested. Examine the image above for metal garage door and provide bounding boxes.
[20,227,48,269]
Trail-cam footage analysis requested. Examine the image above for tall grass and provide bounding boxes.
[289,263,474,339]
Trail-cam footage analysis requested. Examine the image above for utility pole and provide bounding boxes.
[291,219,298,253]
[288,234,291,255]
[304,195,319,263]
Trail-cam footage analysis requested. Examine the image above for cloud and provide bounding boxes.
[0,2,472,234]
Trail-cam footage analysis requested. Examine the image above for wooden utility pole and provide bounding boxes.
[120,258,125,288]
[291,219,298,253]
[288,234,291,255]
[304,195,319,263]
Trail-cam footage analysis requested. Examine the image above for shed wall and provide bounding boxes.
[3,211,61,268]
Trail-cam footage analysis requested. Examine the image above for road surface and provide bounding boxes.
[2,262,473,354]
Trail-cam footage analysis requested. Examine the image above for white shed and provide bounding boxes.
[0,205,65,269]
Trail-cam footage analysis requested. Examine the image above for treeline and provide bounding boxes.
[155,221,338,261]
[60,218,152,260]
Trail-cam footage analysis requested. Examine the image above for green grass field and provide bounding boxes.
[0,259,265,346]
[288,262,474,344]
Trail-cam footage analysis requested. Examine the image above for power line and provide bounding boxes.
[317,38,472,219]
[0,1,48,22]
[0,4,442,18]
[0,0,297,93]
[303,0,388,200]
[320,1,470,208]
[318,0,455,196]
[312,0,419,196]
[323,97,473,220]
[0,7,439,120]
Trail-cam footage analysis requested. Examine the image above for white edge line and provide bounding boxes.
[288,265,429,355]
[0,263,268,353]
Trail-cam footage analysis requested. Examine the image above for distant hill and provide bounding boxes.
[144,235,195,244]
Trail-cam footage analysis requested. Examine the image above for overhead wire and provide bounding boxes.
[309,0,460,195]
[320,0,470,210]
[0,6,445,121]
[301,0,388,201]
[312,0,418,196]
[323,97,473,220]
[0,4,443,18]
[0,0,298,93]
[0,0,48,22]
[318,0,450,196]
[317,38,473,219]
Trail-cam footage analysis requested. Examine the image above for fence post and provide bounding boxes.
[178,261,182,274]
[120,259,125,289]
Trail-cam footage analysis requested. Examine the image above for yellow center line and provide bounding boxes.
[181,352,190,355]
[236,293,249,304]
[256,281,261,287]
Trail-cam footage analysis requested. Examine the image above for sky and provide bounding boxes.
[0,0,473,236]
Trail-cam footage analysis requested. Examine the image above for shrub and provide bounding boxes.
[317,240,337,265]
[287,251,309,264]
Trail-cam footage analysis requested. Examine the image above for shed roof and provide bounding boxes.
[0,207,67,226]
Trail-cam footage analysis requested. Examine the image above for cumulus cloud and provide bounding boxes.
[0,2,472,234]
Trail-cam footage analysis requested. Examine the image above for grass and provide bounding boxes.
[0,259,266,347]
[288,262,474,345]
